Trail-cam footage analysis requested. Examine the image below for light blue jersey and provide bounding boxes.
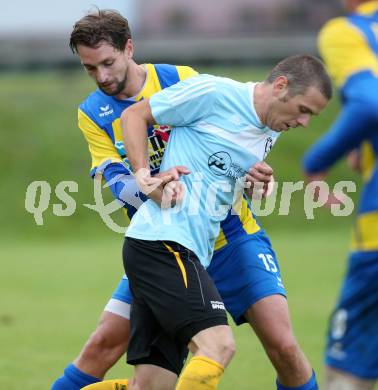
[126,74,279,267]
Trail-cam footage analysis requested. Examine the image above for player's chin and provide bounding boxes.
[274,122,290,132]
[102,89,118,96]
[271,125,284,132]
[99,84,119,96]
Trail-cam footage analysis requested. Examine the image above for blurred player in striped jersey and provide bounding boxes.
[303,1,378,389]
[52,9,324,390]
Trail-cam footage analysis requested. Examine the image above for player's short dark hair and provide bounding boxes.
[266,54,333,100]
[69,9,132,53]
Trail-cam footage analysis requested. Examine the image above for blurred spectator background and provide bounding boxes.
[0,0,343,70]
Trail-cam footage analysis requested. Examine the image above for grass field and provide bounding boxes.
[0,67,364,389]
[1,230,349,389]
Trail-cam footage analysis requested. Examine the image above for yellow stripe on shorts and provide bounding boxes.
[164,243,188,288]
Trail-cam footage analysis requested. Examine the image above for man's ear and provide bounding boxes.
[272,76,289,98]
[125,39,134,59]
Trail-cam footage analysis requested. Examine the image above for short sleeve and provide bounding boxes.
[78,108,122,175]
[150,74,217,127]
[177,66,199,80]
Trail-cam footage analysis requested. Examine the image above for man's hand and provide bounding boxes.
[161,180,186,209]
[135,166,190,207]
[157,166,190,208]
[245,162,275,199]
[134,168,169,196]
[304,171,344,209]
[154,166,191,181]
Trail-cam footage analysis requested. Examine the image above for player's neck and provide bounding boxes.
[116,61,147,100]
[253,82,268,126]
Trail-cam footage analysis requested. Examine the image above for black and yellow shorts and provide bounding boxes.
[123,237,228,375]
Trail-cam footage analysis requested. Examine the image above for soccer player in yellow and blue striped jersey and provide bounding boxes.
[52,9,319,390]
[303,1,378,389]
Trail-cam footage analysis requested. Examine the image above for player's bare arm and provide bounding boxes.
[121,98,154,172]
[121,99,189,206]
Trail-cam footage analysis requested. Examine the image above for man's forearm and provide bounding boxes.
[120,99,186,207]
[121,106,149,172]
[102,163,176,209]
[120,99,155,173]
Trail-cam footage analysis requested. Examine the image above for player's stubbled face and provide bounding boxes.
[77,43,129,96]
[267,86,328,132]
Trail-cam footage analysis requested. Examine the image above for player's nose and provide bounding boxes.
[97,68,110,84]
[297,114,310,128]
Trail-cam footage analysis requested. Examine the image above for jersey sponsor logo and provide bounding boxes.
[149,126,170,171]
[208,151,231,175]
[113,125,169,173]
[153,125,171,142]
[208,151,246,179]
[264,137,273,159]
[210,300,226,310]
[149,149,165,172]
[99,104,114,117]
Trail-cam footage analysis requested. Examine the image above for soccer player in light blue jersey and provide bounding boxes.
[82,55,331,390]
[303,1,378,389]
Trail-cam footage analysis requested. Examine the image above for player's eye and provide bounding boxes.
[84,65,95,72]
[104,61,115,67]
[299,106,311,115]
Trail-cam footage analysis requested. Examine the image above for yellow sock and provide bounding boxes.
[81,379,128,390]
[176,356,224,389]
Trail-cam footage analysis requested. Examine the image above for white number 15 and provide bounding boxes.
[258,253,278,273]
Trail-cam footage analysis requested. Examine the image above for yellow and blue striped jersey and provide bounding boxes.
[318,0,378,90]
[307,2,378,252]
[351,137,378,252]
[78,63,260,250]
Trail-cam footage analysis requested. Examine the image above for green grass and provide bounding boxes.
[0,230,349,389]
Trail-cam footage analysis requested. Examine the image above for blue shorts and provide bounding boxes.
[109,230,286,325]
[325,251,378,379]
[207,230,286,325]
[111,275,133,303]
